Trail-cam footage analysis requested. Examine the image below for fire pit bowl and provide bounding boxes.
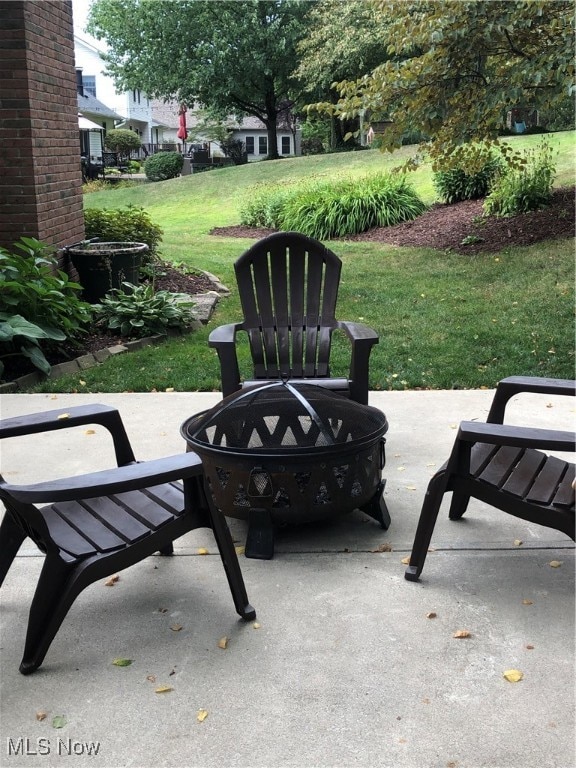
[181,381,390,559]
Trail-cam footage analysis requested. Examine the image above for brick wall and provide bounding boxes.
[0,0,84,251]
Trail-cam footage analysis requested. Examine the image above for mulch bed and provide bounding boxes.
[209,186,574,255]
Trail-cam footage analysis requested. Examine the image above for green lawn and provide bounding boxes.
[31,131,575,393]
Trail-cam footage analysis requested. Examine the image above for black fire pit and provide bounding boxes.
[181,381,390,559]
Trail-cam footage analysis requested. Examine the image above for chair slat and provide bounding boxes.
[113,484,183,528]
[552,466,575,508]
[49,500,127,553]
[76,496,152,544]
[527,455,568,505]
[470,443,499,476]
[478,445,524,487]
[501,448,547,498]
[42,505,98,558]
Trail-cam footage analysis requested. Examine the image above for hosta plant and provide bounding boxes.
[93,283,196,338]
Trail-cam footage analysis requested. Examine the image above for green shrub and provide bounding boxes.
[483,141,557,217]
[84,206,163,262]
[93,282,196,338]
[144,151,184,181]
[433,157,504,204]
[0,238,92,377]
[240,184,297,228]
[104,128,141,162]
[283,174,426,239]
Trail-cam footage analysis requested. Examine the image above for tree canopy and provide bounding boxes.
[87,0,310,159]
[307,0,575,169]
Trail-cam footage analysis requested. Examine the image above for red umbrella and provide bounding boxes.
[177,104,187,146]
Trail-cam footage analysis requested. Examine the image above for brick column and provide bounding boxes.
[0,0,84,250]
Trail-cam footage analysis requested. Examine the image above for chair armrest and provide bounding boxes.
[208,323,244,397]
[457,421,575,453]
[336,321,379,405]
[0,404,136,466]
[1,452,204,503]
[487,376,576,423]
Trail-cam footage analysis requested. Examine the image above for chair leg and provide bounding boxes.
[405,469,449,582]
[19,557,93,675]
[448,492,470,520]
[0,511,27,588]
[208,504,256,621]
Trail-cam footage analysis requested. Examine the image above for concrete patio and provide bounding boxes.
[0,389,574,768]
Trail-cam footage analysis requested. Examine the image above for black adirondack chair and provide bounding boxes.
[208,232,379,405]
[405,377,575,582]
[0,404,255,674]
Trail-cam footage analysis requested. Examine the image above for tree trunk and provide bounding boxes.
[265,119,279,160]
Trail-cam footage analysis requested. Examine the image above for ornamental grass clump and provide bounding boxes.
[483,141,557,217]
[279,174,427,239]
[241,174,427,239]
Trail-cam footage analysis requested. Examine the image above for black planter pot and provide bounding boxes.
[66,241,149,303]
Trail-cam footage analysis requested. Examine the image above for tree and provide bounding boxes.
[295,0,392,149]
[307,0,575,169]
[87,0,311,160]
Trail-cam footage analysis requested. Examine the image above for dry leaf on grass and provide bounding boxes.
[503,669,523,683]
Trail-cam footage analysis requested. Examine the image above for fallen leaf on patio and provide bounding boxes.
[169,668,176,676]
[217,636,229,649]
[52,715,67,729]
[449,424,457,429]
[36,711,47,721]
[405,486,417,491]
[522,599,533,605]
[453,630,471,639]
[513,539,523,546]
[50,395,58,399]
[549,560,563,568]
[426,612,437,619]
[146,675,156,683]
[546,403,553,408]
[112,658,133,667]
[197,548,209,555]
[170,624,183,632]
[165,387,175,393]
[503,669,523,683]
[235,546,245,555]
[104,574,120,586]
[84,429,95,435]
[372,543,392,552]
[155,685,173,694]
[158,607,168,613]
[253,622,261,629]
[526,644,535,650]
[197,709,209,722]
[57,413,70,420]
[397,466,406,472]
[401,556,410,565]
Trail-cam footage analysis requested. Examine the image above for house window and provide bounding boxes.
[132,89,141,104]
[281,136,290,155]
[258,136,268,155]
[82,75,96,97]
[245,136,255,154]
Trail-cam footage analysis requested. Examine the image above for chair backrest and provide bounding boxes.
[234,232,342,379]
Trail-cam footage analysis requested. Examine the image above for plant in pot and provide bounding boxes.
[65,206,163,303]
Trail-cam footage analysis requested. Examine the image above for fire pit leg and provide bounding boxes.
[245,508,275,560]
[360,481,391,529]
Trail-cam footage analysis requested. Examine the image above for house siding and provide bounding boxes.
[0,0,84,249]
